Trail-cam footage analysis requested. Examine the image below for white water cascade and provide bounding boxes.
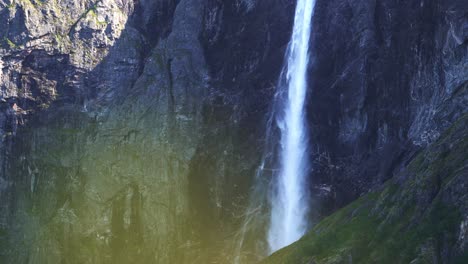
[267,0,316,253]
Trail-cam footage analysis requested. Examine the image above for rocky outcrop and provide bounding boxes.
[0,0,148,216]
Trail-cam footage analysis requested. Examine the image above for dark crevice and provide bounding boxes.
[133,0,181,49]
[167,58,175,113]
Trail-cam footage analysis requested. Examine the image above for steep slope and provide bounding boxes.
[264,114,467,263]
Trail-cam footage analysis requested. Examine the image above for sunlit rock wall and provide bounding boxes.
[0,0,293,263]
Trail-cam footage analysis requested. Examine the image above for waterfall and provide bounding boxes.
[267,0,315,252]
[232,1,316,260]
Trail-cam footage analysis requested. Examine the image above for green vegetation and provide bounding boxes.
[68,0,105,35]
[3,37,18,49]
[32,0,45,6]
[264,115,468,264]
[7,1,16,9]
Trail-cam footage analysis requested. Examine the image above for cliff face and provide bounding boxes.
[285,0,467,261]
[0,0,466,263]
[264,114,468,263]
[307,0,467,213]
[0,0,293,262]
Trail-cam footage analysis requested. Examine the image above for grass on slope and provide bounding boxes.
[264,115,468,264]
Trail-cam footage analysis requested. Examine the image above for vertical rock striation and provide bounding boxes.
[307,0,467,215]
[0,0,295,263]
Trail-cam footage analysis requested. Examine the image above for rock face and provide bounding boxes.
[263,114,468,264]
[0,0,294,262]
[306,0,468,214]
[0,0,466,263]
